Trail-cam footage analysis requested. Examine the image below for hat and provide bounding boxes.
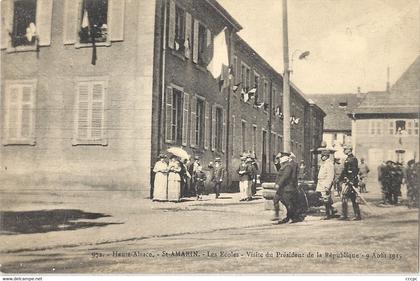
[158,153,166,159]
[194,156,200,160]
[343,145,352,151]
[245,158,253,163]
[215,157,221,162]
[276,151,291,158]
[208,162,214,168]
[407,159,415,166]
[240,156,247,160]
[320,150,331,157]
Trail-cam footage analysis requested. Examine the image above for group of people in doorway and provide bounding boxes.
[378,159,419,208]
[152,154,225,202]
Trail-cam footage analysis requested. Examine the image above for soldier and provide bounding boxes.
[188,156,201,197]
[316,149,335,220]
[358,158,370,193]
[339,146,361,221]
[213,157,225,199]
[390,162,403,204]
[406,160,418,208]
[377,161,387,204]
[382,160,395,204]
[250,154,259,196]
[272,151,300,224]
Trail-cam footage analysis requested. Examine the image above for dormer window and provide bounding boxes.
[79,0,108,44]
[12,0,37,47]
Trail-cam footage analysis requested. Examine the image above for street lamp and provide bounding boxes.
[290,50,310,75]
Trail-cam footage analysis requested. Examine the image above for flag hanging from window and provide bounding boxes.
[208,27,229,92]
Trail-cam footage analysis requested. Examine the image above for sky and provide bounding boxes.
[218,0,419,94]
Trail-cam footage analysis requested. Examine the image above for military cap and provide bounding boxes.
[276,151,291,158]
[407,159,415,166]
[215,157,221,162]
[320,150,331,157]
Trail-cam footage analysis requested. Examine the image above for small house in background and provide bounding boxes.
[350,56,419,174]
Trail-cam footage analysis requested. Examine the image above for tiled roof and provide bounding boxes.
[308,93,364,131]
[352,56,420,115]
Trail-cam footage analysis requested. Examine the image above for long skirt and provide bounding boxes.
[239,180,252,200]
[168,173,181,201]
[153,172,168,201]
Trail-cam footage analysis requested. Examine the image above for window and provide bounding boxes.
[79,0,108,44]
[415,120,419,135]
[171,88,183,143]
[195,99,205,147]
[197,23,208,66]
[233,56,238,84]
[370,120,382,135]
[246,68,251,90]
[241,121,246,152]
[252,125,257,153]
[264,80,269,107]
[215,107,223,151]
[406,121,413,135]
[253,72,259,103]
[388,120,394,135]
[73,78,107,145]
[3,80,37,145]
[395,120,406,134]
[174,5,185,52]
[241,64,246,89]
[11,0,37,47]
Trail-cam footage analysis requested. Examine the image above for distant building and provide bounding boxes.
[308,93,364,149]
[350,56,420,171]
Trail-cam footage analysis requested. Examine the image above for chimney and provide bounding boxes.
[386,66,390,92]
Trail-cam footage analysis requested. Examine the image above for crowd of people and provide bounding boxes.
[151,153,226,202]
[378,159,419,208]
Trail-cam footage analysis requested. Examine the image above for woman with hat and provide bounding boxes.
[152,154,169,201]
[167,155,182,202]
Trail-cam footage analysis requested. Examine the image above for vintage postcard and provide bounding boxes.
[0,0,418,276]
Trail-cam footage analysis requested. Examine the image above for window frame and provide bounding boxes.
[75,0,111,48]
[72,76,108,146]
[195,95,206,148]
[3,79,37,145]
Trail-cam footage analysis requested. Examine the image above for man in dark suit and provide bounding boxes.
[213,157,225,199]
[272,151,300,224]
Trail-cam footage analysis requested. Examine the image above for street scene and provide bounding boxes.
[1,0,419,276]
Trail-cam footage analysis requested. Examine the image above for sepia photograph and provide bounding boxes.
[0,0,419,277]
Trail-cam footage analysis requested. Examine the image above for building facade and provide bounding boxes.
[350,56,419,174]
[1,0,324,194]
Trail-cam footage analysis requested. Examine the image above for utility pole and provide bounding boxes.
[282,0,291,152]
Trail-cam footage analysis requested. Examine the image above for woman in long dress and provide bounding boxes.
[167,155,182,202]
[153,154,168,201]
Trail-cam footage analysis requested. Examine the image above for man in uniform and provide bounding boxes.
[339,146,361,221]
[272,151,300,224]
[316,149,335,220]
[213,157,225,199]
[406,160,419,208]
[377,161,387,204]
[358,158,370,193]
[390,162,403,204]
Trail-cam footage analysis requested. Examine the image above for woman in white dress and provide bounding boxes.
[167,155,182,202]
[153,154,168,201]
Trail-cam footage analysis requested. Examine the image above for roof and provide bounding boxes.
[205,0,243,31]
[352,56,420,116]
[308,93,364,131]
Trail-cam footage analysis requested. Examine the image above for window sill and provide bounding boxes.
[6,45,37,53]
[72,139,108,146]
[75,41,111,49]
[3,139,36,146]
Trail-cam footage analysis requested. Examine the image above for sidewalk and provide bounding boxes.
[0,185,273,254]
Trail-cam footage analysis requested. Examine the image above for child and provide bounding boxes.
[194,165,207,200]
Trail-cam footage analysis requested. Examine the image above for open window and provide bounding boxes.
[12,0,37,47]
[174,5,185,53]
[79,0,108,44]
[395,120,406,134]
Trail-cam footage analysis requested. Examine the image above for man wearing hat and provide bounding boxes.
[338,145,361,220]
[272,151,300,224]
[237,155,253,201]
[406,159,418,208]
[213,157,225,199]
[316,149,335,220]
[188,156,201,197]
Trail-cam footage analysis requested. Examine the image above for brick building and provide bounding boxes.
[350,56,419,174]
[1,0,324,195]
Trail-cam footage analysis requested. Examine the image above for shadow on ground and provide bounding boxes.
[0,209,121,235]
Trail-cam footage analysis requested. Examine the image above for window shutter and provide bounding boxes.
[185,12,192,58]
[1,0,12,49]
[167,0,175,49]
[222,108,226,153]
[63,0,80,45]
[204,101,210,150]
[6,86,20,140]
[165,86,173,143]
[182,92,190,146]
[36,0,53,46]
[76,83,90,140]
[20,86,34,140]
[211,105,216,151]
[231,115,235,155]
[193,19,199,63]
[91,82,105,141]
[206,28,212,64]
[109,0,125,42]
[190,95,197,147]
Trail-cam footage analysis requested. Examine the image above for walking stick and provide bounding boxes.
[345,178,376,214]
